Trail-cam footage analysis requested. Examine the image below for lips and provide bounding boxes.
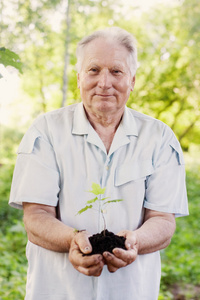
[96,94,113,97]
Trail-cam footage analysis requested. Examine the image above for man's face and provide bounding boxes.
[77,38,135,117]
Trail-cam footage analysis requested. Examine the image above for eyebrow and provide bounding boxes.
[87,62,125,71]
[111,65,124,70]
[87,63,99,69]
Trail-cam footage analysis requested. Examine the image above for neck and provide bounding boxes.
[84,106,124,153]
[84,106,124,129]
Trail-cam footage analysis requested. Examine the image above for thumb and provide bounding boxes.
[75,231,92,254]
[118,230,137,250]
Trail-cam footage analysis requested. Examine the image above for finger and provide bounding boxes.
[125,239,138,251]
[117,230,138,251]
[103,251,127,269]
[77,260,104,277]
[81,254,104,268]
[103,252,124,273]
[71,246,103,269]
[113,247,137,264]
[106,264,119,273]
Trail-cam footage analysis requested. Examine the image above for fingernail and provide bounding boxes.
[127,243,131,249]
[114,249,119,254]
[84,246,90,252]
[105,252,111,258]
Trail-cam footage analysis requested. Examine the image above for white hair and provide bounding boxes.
[76,27,138,76]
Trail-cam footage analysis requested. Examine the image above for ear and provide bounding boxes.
[130,76,136,91]
[77,73,80,89]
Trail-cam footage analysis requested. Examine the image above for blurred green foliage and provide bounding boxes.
[1,0,200,298]
[1,0,200,150]
[0,163,27,300]
[159,166,200,299]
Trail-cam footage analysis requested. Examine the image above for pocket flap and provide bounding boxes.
[17,127,41,154]
[115,160,154,186]
[170,140,185,165]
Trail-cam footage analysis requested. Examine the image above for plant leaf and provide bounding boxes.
[104,199,123,205]
[87,197,98,204]
[76,205,92,215]
[88,183,106,195]
[100,197,110,201]
[0,47,23,73]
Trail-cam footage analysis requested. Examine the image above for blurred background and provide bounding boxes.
[0,0,200,299]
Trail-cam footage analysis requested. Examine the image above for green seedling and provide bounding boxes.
[77,182,123,235]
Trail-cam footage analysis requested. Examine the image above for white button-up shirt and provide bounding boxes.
[9,102,188,300]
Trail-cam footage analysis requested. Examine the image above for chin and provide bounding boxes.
[96,103,116,113]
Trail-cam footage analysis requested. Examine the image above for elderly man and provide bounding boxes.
[9,27,188,300]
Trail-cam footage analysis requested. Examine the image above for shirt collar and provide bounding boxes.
[72,102,89,135]
[72,102,138,137]
[120,106,138,137]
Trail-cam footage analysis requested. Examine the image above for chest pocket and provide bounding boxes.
[115,160,154,186]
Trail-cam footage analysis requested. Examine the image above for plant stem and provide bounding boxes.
[101,209,106,236]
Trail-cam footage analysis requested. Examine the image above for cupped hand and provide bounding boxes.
[103,230,138,273]
[69,230,104,277]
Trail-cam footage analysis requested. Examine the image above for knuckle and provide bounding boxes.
[78,266,91,276]
[85,268,92,276]
[95,267,103,277]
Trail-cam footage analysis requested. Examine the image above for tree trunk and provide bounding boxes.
[39,73,47,113]
[61,0,71,107]
[171,99,185,131]
[179,115,200,143]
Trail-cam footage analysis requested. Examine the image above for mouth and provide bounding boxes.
[96,94,113,98]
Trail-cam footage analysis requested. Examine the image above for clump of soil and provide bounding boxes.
[87,229,126,255]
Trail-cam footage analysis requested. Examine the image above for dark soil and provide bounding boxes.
[87,229,126,255]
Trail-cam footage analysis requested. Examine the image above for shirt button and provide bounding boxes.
[106,166,109,170]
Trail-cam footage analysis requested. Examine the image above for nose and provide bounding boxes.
[97,69,112,89]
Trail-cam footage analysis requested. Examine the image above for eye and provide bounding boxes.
[112,69,122,75]
[88,67,99,74]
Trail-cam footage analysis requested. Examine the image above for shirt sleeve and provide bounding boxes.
[144,127,189,217]
[9,123,60,210]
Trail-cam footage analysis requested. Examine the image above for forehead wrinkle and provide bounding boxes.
[87,59,126,70]
[80,38,132,74]
[83,54,130,74]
